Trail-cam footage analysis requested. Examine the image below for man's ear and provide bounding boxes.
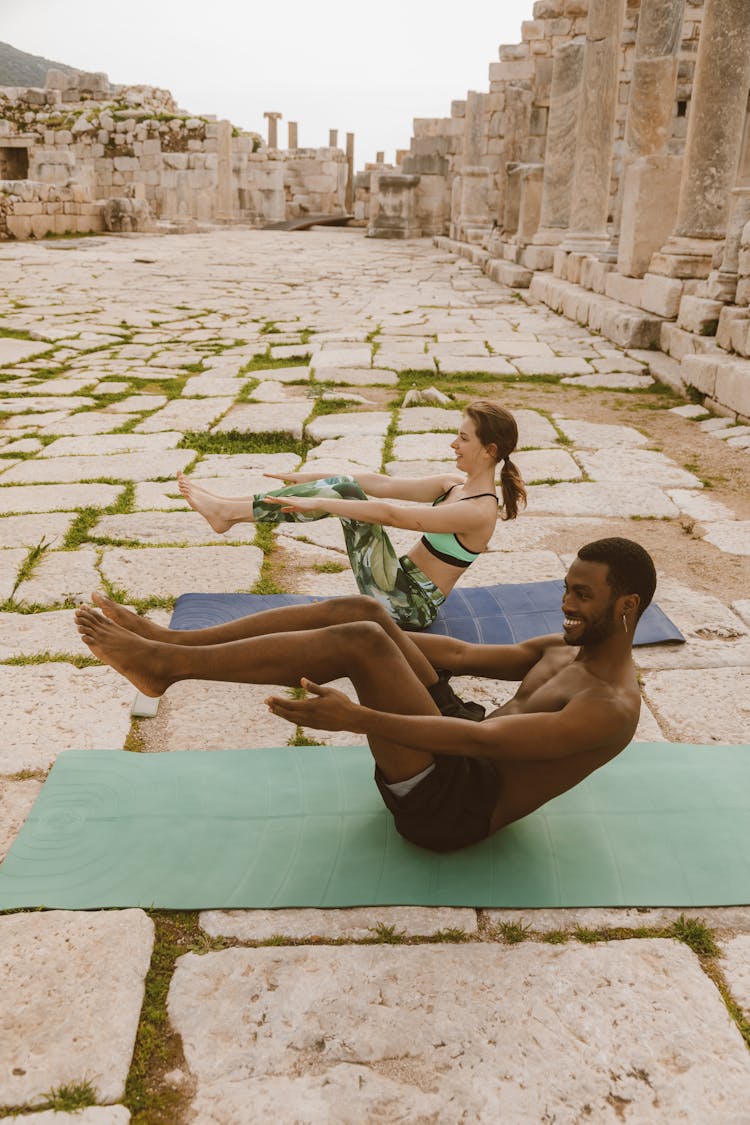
[621,594,640,617]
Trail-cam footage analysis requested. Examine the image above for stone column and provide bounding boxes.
[463,91,485,168]
[561,0,626,254]
[287,121,298,149]
[376,151,385,164]
[458,166,492,243]
[534,40,585,245]
[613,0,686,272]
[263,111,282,149]
[345,132,355,213]
[709,101,750,300]
[329,129,338,148]
[650,0,750,278]
[215,119,233,222]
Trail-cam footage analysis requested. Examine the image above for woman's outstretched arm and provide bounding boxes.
[262,492,497,534]
[264,469,462,503]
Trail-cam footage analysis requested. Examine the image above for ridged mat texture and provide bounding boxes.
[1,744,747,910]
[169,581,684,646]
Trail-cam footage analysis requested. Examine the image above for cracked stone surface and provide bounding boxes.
[94,512,257,546]
[0,609,88,660]
[0,665,133,772]
[168,941,750,1123]
[14,547,101,607]
[642,668,750,743]
[0,910,153,1105]
[200,907,478,941]
[0,483,122,514]
[0,779,43,863]
[1,450,195,485]
[5,1110,131,1124]
[213,402,310,437]
[528,481,680,518]
[139,681,294,753]
[305,411,390,441]
[100,545,262,599]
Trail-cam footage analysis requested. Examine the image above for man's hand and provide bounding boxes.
[266,679,365,731]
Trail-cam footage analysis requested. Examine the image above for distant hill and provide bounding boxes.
[0,40,79,87]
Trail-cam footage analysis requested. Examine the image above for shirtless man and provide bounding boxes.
[75,537,656,853]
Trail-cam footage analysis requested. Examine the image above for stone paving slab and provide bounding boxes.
[397,407,462,433]
[132,482,189,511]
[485,339,557,358]
[460,550,565,585]
[182,376,248,397]
[134,398,230,434]
[553,417,650,448]
[510,408,560,449]
[0,514,76,548]
[720,936,750,1015]
[666,490,738,522]
[94,512,257,547]
[39,433,182,458]
[317,367,398,386]
[213,403,309,438]
[38,412,140,436]
[167,941,750,1123]
[653,579,749,640]
[0,779,43,862]
[200,907,479,941]
[106,395,169,414]
[0,609,87,660]
[563,372,654,389]
[0,549,26,600]
[734,600,750,627]
[190,453,300,478]
[274,539,360,597]
[0,665,133,772]
[306,435,384,468]
[0,397,94,415]
[305,412,390,441]
[0,910,153,1106]
[579,449,704,488]
[3,378,94,396]
[245,366,312,383]
[514,449,582,483]
[435,355,516,375]
[101,544,262,599]
[247,381,312,404]
[391,432,460,461]
[139,681,293,754]
[14,547,100,607]
[0,338,55,364]
[700,521,750,556]
[484,907,750,934]
[2,451,195,486]
[312,346,373,370]
[528,481,680,518]
[642,667,750,743]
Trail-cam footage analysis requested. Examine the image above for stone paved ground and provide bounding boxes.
[1,230,749,1122]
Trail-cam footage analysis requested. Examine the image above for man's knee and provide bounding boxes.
[326,619,395,664]
[326,595,391,629]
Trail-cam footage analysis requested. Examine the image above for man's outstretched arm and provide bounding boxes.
[267,680,634,762]
[409,632,561,682]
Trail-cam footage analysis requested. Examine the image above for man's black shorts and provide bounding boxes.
[374,755,502,853]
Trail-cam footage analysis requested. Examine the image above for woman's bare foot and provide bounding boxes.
[75,606,175,697]
[177,471,255,533]
[91,592,171,642]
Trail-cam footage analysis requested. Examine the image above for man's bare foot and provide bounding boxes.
[177,471,255,533]
[75,606,174,697]
[91,592,171,642]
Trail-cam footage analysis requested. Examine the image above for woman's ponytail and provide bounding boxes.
[499,456,526,521]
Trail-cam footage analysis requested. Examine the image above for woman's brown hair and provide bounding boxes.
[464,400,527,521]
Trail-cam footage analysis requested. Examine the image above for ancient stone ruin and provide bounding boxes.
[1,0,749,420]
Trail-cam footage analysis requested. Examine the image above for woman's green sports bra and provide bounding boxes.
[419,486,498,569]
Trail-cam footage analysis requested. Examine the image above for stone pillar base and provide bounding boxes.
[648,236,723,279]
[520,245,556,271]
[559,230,611,255]
[367,173,421,239]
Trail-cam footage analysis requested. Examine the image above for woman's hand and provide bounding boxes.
[265,679,365,732]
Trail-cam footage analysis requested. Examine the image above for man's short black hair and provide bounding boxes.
[577,538,656,617]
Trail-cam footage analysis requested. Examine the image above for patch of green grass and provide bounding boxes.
[40,1080,98,1112]
[62,507,103,549]
[312,561,346,574]
[542,930,569,945]
[1,652,99,668]
[430,927,469,943]
[179,429,313,458]
[369,922,406,944]
[380,407,400,472]
[124,913,201,1124]
[572,926,601,944]
[492,920,532,945]
[9,537,51,597]
[288,729,325,746]
[670,914,720,957]
[123,722,146,754]
[251,523,286,595]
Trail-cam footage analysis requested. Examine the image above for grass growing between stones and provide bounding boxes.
[0,1080,98,1120]
[241,353,310,374]
[251,523,286,596]
[178,430,313,459]
[124,913,202,1125]
[0,652,99,668]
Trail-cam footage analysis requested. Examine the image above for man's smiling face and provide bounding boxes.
[561,556,620,647]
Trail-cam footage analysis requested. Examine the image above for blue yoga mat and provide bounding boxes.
[169,580,684,646]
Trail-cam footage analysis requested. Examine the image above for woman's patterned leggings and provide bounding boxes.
[253,475,445,629]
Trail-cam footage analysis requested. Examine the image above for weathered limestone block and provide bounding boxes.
[200,907,478,941]
[0,911,153,1105]
[100,545,262,599]
[677,295,722,336]
[535,40,585,242]
[639,273,684,318]
[617,156,682,277]
[367,174,421,239]
[168,942,750,1122]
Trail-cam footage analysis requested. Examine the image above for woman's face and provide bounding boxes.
[451,414,490,469]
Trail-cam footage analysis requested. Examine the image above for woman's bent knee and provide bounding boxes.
[327,595,391,627]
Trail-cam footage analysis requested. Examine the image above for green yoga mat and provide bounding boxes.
[1,744,749,910]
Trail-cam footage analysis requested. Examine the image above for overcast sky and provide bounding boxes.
[4,0,535,166]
